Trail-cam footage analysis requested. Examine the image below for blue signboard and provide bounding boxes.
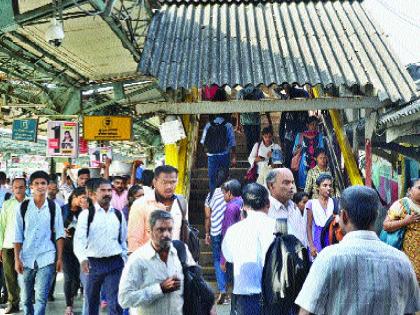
[12,119,38,142]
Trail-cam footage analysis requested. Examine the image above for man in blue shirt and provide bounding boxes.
[14,170,65,315]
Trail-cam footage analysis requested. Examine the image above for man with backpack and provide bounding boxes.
[14,171,65,315]
[74,178,127,315]
[119,210,215,315]
[200,90,237,192]
[127,166,199,262]
[222,183,276,315]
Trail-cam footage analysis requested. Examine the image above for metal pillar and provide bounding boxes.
[329,109,364,186]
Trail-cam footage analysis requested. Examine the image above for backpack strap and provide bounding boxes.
[4,192,12,201]
[172,240,187,266]
[114,209,123,244]
[47,198,56,243]
[20,200,30,238]
[86,205,95,240]
[176,195,188,221]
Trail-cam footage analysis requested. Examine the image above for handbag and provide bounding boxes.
[245,142,261,182]
[291,134,304,172]
[379,198,411,249]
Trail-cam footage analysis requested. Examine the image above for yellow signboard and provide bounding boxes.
[83,116,133,141]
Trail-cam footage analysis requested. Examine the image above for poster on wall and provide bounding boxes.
[46,121,79,158]
[89,146,112,167]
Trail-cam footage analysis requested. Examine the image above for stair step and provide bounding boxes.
[199,251,213,267]
[191,167,249,179]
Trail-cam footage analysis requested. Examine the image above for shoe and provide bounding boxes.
[48,295,55,302]
[4,304,20,314]
[64,306,74,315]
[216,293,230,305]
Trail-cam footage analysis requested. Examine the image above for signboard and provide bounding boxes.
[83,116,132,141]
[46,121,79,158]
[89,146,112,167]
[159,118,186,144]
[12,119,38,142]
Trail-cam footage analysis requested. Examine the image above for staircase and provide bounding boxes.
[188,115,254,282]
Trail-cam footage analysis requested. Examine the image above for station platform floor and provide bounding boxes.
[0,273,230,315]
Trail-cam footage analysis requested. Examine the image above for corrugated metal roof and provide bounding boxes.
[377,99,420,128]
[139,1,417,104]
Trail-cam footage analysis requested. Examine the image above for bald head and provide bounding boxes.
[266,168,296,204]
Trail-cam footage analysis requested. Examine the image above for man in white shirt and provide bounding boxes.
[266,168,307,247]
[119,210,196,315]
[222,183,275,315]
[74,178,127,315]
[296,186,420,315]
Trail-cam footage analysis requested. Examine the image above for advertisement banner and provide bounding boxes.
[83,116,132,141]
[79,137,89,155]
[89,146,112,167]
[46,121,79,157]
[12,119,38,142]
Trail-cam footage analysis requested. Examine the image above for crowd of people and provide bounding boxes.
[0,96,419,315]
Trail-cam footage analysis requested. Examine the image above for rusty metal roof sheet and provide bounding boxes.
[139,1,417,104]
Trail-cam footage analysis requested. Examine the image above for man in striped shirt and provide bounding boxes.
[296,186,420,315]
[204,168,229,304]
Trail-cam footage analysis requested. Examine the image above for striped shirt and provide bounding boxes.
[205,188,226,236]
[295,230,420,315]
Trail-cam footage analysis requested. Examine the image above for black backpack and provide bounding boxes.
[203,120,228,154]
[172,240,215,315]
[87,205,122,243]
[21,198,56,244]
[261,233,310,315]
[177,196,200,262]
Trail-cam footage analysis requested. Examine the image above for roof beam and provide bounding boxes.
[15,0,90,25]
[88,0,141,62]
[134,97,382,114]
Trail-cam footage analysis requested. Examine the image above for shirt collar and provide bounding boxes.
[143,240,178,259]
[246,210,269,220]
[30,198,49,210]
[154,191,176,203]
[94,202,116,213]
[269,194,293,210]
[342,230,379,242]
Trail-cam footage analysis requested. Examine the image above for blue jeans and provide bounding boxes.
[86,256,124,315]
[211,235,227,293]
[208,153,230,192]
[21,263,55,315]
[231,294,261,315]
